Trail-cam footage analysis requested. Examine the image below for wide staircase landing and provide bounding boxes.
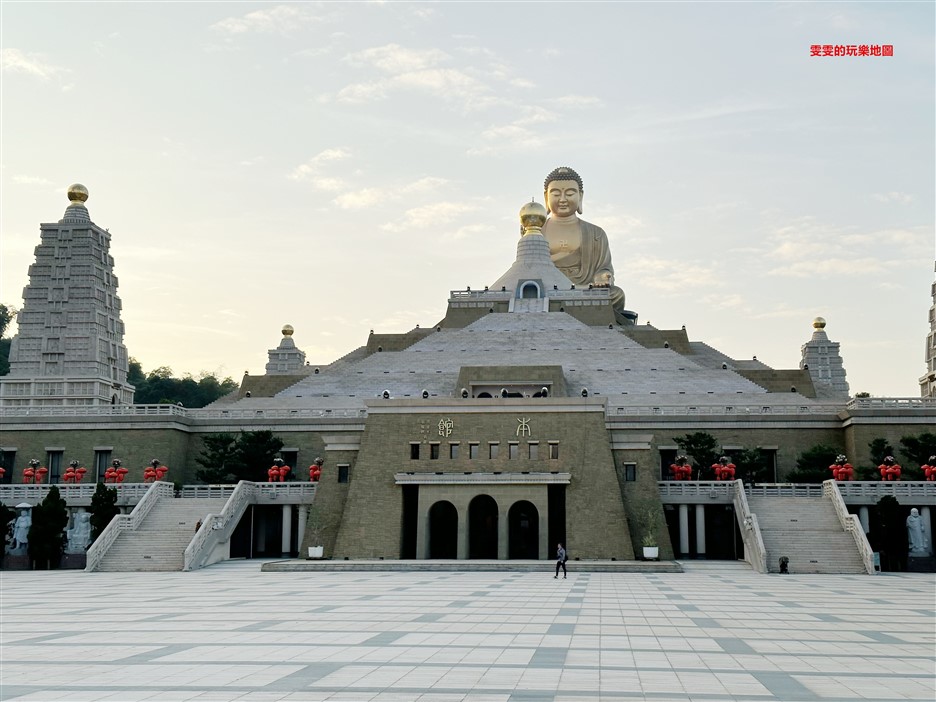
[748,495,866,574]
[95,498,228,572]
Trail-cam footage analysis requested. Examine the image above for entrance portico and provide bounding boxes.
[396,472,570,560]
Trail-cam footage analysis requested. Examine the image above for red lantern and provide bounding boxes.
[116,467,129,483]
[0,466,5,480]
[143,467,156,483]
[878,457,901,481]
[75,466,87,483]
[155,466,168,480]
[23,467,35,484]
[309,464,322,482]
[268,465,279,482]
[923,463,936,481]
[63,467,76,483]
[35,466,48,483]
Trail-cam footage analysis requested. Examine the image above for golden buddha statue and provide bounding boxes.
[541,166,626,317]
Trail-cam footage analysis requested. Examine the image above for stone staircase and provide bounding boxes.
[95,498,229,572]
[748,495,866,574]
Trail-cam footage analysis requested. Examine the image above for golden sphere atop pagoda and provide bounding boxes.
[282,324,294,337]
[67,183,89,206]
[813,317,827,329]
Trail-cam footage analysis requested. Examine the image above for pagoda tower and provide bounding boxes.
[0,185,134,407]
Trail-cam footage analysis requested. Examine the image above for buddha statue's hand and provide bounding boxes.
[593,271,613,287]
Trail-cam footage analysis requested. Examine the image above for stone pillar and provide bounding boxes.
[922,506,933,556]
[281,505,292,557]
[859,506,870,534]
[415,494,428,559]
[538,501,549,560]
[497,506,508,560]
[256,515,266,552]
[456,501,468,560]
[678,504,690,556]
[695,504,706,559]
[297,506,308,550]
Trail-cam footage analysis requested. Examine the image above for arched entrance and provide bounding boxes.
[521,282,539,299]
[428,501,458,559]
[508,500,539,559]
[469,494,498,559]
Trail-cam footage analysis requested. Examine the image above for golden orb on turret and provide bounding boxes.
[813,317,827,329]
[518,199,547,234]
[282,324,294,337]
[67,183,89,205]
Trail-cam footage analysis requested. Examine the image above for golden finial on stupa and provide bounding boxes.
[813,317,827,330]
[66,183,89,207]
[519,199,547,235]
[282,324,294,337]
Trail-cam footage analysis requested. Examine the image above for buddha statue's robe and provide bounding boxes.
[543,217,625,311]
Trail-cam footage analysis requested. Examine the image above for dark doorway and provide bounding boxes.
[401,485,418,559]
[521,283,539,299]
[508,500,539,559]
[428,500,458,559]
[469,494,499,558]
[548,484,566,550]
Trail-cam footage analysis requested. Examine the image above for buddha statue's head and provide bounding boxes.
[544,166,584,218]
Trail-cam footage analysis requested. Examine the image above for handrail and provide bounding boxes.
[835,481,936,500]
[184,481,256,571]
[745,483,824,498]
[733,479,767,574]
[657,481,733,499]
[846,397,936,410]
[823,480,875,575]
[609,403,845,417]
[85,481,173,572]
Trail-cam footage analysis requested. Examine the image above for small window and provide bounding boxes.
[489,443,499,459]
[94,449,112,482]
[46,450,64,484]
[449,443,460,459]
[469,443,479,460]
[528,443,539,460]
[549,443,559,460]
[430,443,440,460]
[337,464,350,483]
[508,443,519,460]
[0,450,15,484]
[410,443,420,460]
[624,464,636,482]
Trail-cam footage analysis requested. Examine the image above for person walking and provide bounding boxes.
[554,543,567,579]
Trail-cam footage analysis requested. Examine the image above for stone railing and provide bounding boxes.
[0,404,187,418]
[179,485,237,500]
[184,481,254,571]
[733,479,767,574]
[0,482,153,507]
[85,481,173,572]
[186,407,367,420]
[609,403,844,417]
[657,481,733,502]
[836,481,936,502]
[846,397,936,410]
[744,483,824,498]
[823,480,875,574]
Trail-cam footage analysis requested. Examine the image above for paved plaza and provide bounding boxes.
[1,562,934,702]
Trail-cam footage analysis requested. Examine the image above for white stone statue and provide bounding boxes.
[906,508,928,554]
[11,508,32,553]
[66,511,92,554]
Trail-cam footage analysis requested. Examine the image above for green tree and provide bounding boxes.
[128,359,238,408]
[898,432,936,479]
[868,438,895,465]
[673,432,721,479]
[0,503,15,559]
[195,431,284,483]
[733,448,774,483]
[195,433,238,483]
[89,483,120,544]
[28,485,69,569]
[0,302,17,377]
[786,444,840,483]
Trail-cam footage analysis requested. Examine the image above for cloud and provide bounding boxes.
[289,148,352,181]
[346,43,449,73]
[556,94,605,109]
[12,175,53,186]
[211,5,320,34]
[618,255,716,291]
[381,202,477,232]
[872,191,913,204]
[334,176,448,210]
[768,257,894,277]
[1,49,66,80]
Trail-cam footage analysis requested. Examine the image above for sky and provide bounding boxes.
[1,1,933,397]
